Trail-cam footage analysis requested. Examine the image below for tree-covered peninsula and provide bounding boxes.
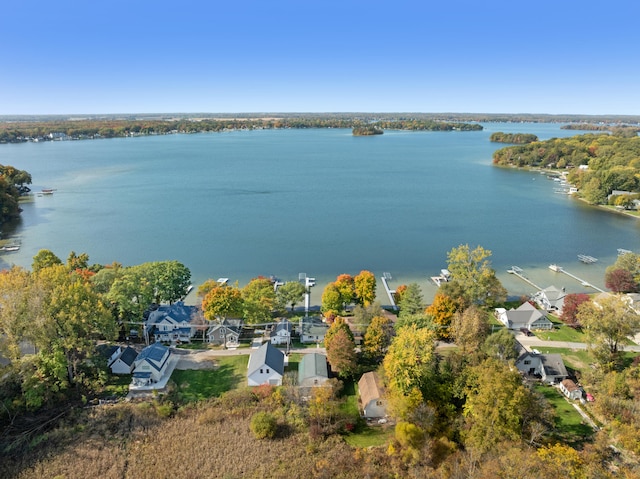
[0,164,32,225]
[492,133,640,205]
[352,125,383,136]
[489,132,538,144]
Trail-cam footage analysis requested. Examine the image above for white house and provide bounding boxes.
[358,371,387,418]
[270,319,292,346]
[298,353,329,388]
[495,302,554,331]
[299,319,329,344]
[247,342,285,386]
[107,346,138,374]
[146,302,198,343]
[560,379,584,400]
[131,343,171,386]
[515,350,568,384]
[533,286,567,315]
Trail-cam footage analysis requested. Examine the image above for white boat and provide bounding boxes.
[549,264,562,272]
[618,248,632,256]
[1,245,20,252]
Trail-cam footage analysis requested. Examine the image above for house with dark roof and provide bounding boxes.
[533,286,567,314]
[207,318,242,346]
[107,346,138,374]
[247,342,285,386]
[131,343,171,386]
[515,348,568,384]
[269,319,292,346]
[146,301,198,343]
[298,353,329,388]
[494,302,553,331]
[358,371,387,418]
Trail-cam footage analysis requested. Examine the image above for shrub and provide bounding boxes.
[249,411,277,439]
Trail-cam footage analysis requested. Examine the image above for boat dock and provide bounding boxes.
[507,266,541,290]
[548,264,605,293]
[578,254,598,264]
[431,269,451,287]
[381,272,398,311]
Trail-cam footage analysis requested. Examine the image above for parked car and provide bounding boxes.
[520,327,533,337]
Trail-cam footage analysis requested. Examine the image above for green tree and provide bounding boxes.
[66,251,90,271]
[0,266,32,361]
[482,328,518,361]
[276,280,305,312]
[354,270,376,306]
[31,249,62,272]
[250,412,278,439]
[397,283,425,316]
[242,277,277,323]
[363,315,394,362]
[577,294,640,369]
[441,244,507,307]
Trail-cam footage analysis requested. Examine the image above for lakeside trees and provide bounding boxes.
[490,132,538,144]
[0,164,31,225]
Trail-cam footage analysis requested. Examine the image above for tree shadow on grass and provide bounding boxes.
[173,364,243,403]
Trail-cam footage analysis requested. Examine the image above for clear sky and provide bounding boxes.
[1,0,638,116]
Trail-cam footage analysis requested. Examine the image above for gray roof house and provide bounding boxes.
[515,348,568,384]
[495,302,553,330]
[298,353,329,388]
[270,319,292,346]
[146,302,198,343]
[533,286,567,314]
[132,343,171,386]
[107,346,138,374]
[358,371,387,419]
[207,318,242,345]
[299,318,329,344]
[247,342,285,386]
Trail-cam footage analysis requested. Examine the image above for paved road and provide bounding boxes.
[515,331,640,352]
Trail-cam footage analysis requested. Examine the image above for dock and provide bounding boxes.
[381,272,398,311]
[548,264,605,293]
[578,254,598,264]
[507,266,541,290]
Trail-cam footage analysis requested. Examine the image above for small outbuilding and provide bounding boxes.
[107,346,138,374]
[298,353,329,388]
[560,379,584,400]
[358,371,387,419]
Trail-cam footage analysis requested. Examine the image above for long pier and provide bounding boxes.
[507,266,542,291]
[548,264,605,293]
[380,272,398,311]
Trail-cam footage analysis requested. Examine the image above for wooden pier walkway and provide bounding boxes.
[507,266,542,291]
[548,264,605,293]
[381,272,398,311]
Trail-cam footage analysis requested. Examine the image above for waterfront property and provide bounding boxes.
[533,285,567,315]
[494,302,554,331]
[145,302,199,344]
[207,318,242,346]
[299,317,329,344]
[270,319,293,346]
[247,342,285,386]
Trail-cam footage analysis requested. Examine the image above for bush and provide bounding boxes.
[250,411,277,439]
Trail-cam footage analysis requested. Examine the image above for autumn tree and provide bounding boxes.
[276,280,306,312]
[351,301,385,331]
[363,315,394,362]
[321,282,342,317]
[324,318,357,378]
[560,293,590,328]
[334,274,356,308]
[450,305,489,353]
[383,324,437,417]
[201,283,244,322]
[31,249,62,272]
[605,268,638,293]
[354,270,376,306]
[393,284,407,305]
[577,294,640,369]
[0,266,32,361]
[425,292,460,340]
[462,358,550,453]
[440,244,507,307]
[608,252,640,285]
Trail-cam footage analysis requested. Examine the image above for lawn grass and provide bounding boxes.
[171,355,247,402]
[533,347,594,375]
[535,384,594,446]
[344,424,394,448]
[101,374,131,398]
[534,317,586,342]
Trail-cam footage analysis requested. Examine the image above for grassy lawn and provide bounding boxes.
[534,347,594,376]
[535,384,594,446]
[534,317,586,342]
[101,374,131,398]
[170,355,248,402]
[344,424,394,447]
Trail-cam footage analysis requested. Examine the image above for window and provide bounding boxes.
[260,369,263,374]
[524,360,531,365]
[266,369,270,374]
[376,400,383,406]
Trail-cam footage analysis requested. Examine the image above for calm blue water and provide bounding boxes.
[1,123,639,301]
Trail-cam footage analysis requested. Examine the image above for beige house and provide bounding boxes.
[358,371,387,418]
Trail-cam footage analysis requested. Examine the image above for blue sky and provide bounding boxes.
[1,0,638,115]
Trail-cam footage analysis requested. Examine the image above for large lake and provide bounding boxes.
[1,123,638,303]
